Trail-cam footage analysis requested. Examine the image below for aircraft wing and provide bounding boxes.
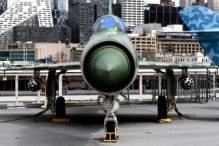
[2,62,81,70]
[162,30,219,34]
[139,61,216,69]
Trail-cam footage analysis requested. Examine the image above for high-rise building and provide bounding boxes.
[0,0,7,15]
[112,2,121,18]
[161,0,172,5]
[13,26,71,43]
[121,0,144,28]
[70,0,109,15]
[0,0,53,43]
[180,0,196,7]
[68,1,102,43]
[145,4,185,28]
[51,0,68,27]
[208,0,219,14]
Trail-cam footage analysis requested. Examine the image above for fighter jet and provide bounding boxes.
[1,3,215,141]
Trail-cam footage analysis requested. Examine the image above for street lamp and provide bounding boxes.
[23,41,32,65]
[45,45,47,64]
[23,43,26,65]
[58,41,61,63]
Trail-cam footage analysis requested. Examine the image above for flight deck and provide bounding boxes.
[0,101,219,146]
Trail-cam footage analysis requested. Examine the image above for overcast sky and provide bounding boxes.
[8,0,208,9]
[8,0,17,8]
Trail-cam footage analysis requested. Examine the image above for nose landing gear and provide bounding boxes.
[103,96,119,142]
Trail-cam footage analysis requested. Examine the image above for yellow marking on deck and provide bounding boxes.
[52,118,70,123]
[158,118,172,123]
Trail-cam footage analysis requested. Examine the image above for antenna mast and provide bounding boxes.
[108,0,113,15]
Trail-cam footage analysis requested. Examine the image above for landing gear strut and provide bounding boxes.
[166,69,183,118]
[103,96,119,142]
[46,70,69,122]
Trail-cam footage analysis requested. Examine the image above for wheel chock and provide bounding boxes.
[157,118,172,123]
[103,132,118,142]
[52,118,70,123]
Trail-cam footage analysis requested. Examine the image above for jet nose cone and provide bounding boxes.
[89,47,129,86]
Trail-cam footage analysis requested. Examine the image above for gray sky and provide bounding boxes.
[8,0,208,9]
[7,0,17,8]
[8,0,178,8]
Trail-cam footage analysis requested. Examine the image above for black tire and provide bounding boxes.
[56,96,66,118]
[106,121,116,140]
[158,96,167,119]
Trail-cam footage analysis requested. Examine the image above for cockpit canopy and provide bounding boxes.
[93,15,126,34]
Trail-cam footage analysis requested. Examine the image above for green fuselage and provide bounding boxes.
[80,15,139,95]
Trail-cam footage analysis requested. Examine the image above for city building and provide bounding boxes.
[161,0,172,5]
[129,34,156,61]
[13,26,71,43]
[192,0,207,6]
[70,0,109,15]
[180,0,196,7]
[156,33,205,58]
[163,52,212,65]
[112,2,121,18]
[68,1,102,43]
[132,23,161,36]
[51,0,68,27]
[0,0,53,43]
[144,4,185,28]
[120,0,144,28]
[131,23,206,61]
[0,42,78,62]
[70,45,83,62]
[208,0,219,14]
[0,0,7,15]
[0,43,36,61]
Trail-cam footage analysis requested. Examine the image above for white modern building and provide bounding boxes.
[162,52,212,65]
[179,0,196,7]
[0,0,53,43]
[208,0,219,14]
[120,0,145,28]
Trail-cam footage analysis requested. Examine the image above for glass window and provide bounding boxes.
[103,16,116,29]
[115,16,126,33]
[93,17,103,33]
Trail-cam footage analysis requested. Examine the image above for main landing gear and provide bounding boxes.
[56,96,66,118]
[46,70,69,122]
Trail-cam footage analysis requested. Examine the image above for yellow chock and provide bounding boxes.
[52,118,70,123]
[103,132,118,142]
[157,118,172,123]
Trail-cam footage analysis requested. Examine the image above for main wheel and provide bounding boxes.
[158,96,167,119]
[106,121,116,140]
[56,96,66,118]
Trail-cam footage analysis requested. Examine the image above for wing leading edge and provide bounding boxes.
[139,61,216,69]
[4,62,81,70]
